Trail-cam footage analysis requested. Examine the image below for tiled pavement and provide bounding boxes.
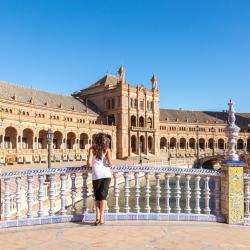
[0,221,250,250]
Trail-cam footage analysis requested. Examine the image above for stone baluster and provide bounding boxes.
[27,176,34,218]
[155,173,161,213]
[113,172,120,213]
[48,175,56,216]
[37,175,45,217]
[203,176,211,214]
[144,172,151,213]
[213,177,221,216]
[124,172,130,213]
[82,172,88,214]
[134,172,140,213]
[175,174,181,213]
[16,177,22,219]
[184,175,191,214]
[164,173,171,213]
[194,175,201,214]
[60,174,67,215]
[4,178,11,220]
[71,173,77,214]
[244,179,250,218]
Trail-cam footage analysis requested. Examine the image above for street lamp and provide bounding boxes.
[47,128,53,169]
[196,125,200,167]
[139,141,143,164]
[211,127,215,156]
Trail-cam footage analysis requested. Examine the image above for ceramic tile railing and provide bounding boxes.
[0,166,225,228]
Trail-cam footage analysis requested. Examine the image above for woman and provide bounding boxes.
[87,133,113,225]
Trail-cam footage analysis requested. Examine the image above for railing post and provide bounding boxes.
[174,174,181,213]
[184,175,191,214]
[113,172,120,213]
[60,173,67,215]
[155,173,161,213]
[144,172,151,213]
[27,176,34,218]
[16,177,22,219]
[124,172,130,213]
[82,172,88,214]
[71,173,77,214]
[244,178,250,219]
[4,178,11,220]
[37,175,45,217]
[164,173,171,213]
[134,172,140,213]
[221,162,245,224]
[213,176,221,216]
[203,176,211,214]
[48,174,56,216]
[194,175,201,214]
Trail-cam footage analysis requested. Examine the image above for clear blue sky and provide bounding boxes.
[0,0,249,112]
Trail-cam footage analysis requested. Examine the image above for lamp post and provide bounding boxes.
[196,125,200,167]
[47,128,53,169]
[211,127,215,156]
[139,141,142,165]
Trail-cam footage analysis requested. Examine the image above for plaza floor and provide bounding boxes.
[0,221,250,250]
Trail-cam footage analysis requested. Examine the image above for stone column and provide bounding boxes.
[220,100,246,225]
[221,162,245,224]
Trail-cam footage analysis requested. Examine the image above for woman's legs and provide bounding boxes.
[99,200,106,223]
[95,200,101,222]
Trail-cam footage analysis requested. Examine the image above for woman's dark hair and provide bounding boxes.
[92,133,110,160]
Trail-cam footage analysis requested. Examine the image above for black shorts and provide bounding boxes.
[92,178,111,201]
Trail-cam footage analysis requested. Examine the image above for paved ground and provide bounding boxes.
[0,221,250,250]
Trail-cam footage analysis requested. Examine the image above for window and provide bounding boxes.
[130,98,133,108]
[111,99,115,109]
[140,100,144,110]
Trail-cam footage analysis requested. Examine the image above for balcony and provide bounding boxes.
[131,126,156,132]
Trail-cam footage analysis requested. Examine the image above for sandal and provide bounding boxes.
[94,220,100,226]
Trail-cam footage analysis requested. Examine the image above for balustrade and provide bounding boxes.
[0,165,225,228]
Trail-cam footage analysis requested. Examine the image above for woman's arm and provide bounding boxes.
[106,148,113,167]
[87,148,94,167]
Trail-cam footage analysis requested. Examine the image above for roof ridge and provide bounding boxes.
[0,80,71,98]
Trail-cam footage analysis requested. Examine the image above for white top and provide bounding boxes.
[92,153,112,180]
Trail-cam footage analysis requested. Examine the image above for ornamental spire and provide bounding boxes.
[117,65,125,84]
[151,74,158,90]
[225,99,240,161]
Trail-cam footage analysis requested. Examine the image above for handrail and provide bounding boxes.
[0,165,224,178]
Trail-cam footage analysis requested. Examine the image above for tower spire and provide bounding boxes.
[117,65,125,84]
[151,74,158,90]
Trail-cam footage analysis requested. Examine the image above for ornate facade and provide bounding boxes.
[0,66,250,165]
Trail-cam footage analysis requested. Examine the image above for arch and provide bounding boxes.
[180,138,186,149]
[189,138,196,149]
[148,136,153,153]
[67,132,76,149]
[22,128,34,149]
[160,137,167,149]
[170,137,177,149]
[247,137,250,153]
[53,131,63,149]
[131,115,136,127]
[237,139,244,150]
[5,126,17,149]
[80,133,88,149]
[139,135,145,154]
[139,116,144,127]
[218,138,225,150]
[147,117,153,128]
[208,138,214,149]
[131,135,137,154]
[38,129,47,149]
[199,138,205,150]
